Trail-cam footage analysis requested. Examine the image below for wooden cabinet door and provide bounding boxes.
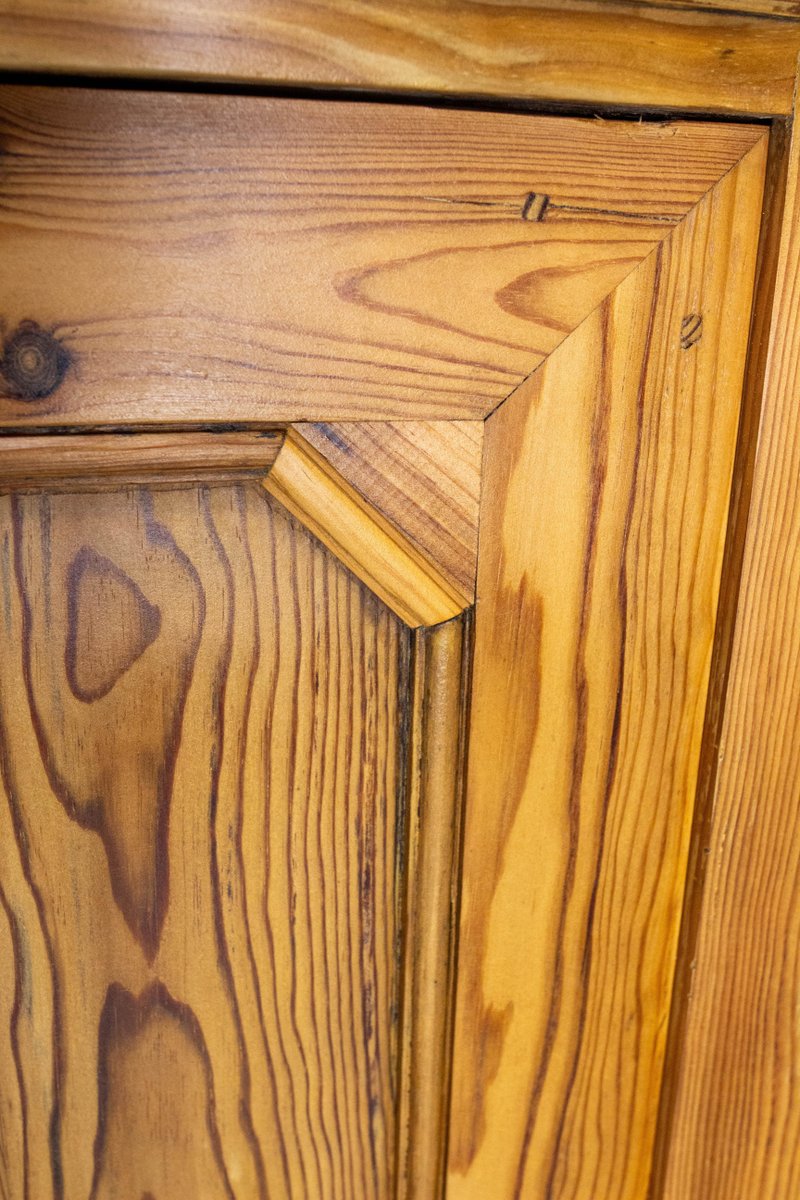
[0,87,767,1200]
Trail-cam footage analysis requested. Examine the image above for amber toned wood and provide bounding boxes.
[264,427,471,627]
[298,422,483,601]
[659,91,800,1200]
[0,430,283,488]
[0,1,797,115]
[447,137,766,1200]
[632,0,800,16]
[0,86,765,426]
[0,478,409,1199]
[648,115,793,1200]
[396,616,470,1200]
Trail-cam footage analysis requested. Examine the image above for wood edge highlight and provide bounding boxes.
[395,613,472,1200]
[262,427,470,629]
[0,429,284,490]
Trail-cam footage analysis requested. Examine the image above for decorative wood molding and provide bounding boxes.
[297,421,483,602]
[396,615,471,1200]
[0,430,283,489]
[0,1,797,115]
[0,87,765,426]
[263,427,469,628]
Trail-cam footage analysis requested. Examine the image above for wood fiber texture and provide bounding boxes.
[0,86,765,425]
[0,0,796,114]
[0,481,408,1200]
[447,136,766,1200]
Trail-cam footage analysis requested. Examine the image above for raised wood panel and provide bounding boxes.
[447,137,766,1200]
[0,477,409,1199]
[660,89,800,1200]
[0,1,796,115]
[0,86,765,425]
[298,421,483,601]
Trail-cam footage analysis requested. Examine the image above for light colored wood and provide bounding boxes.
[0,430,283,488]
[0,87,765,426]
[298,422,483,601]
[660,88,800,1200]
[447,137,766,1200]
[0,476,408,1200]
[396,616,470,1200]
[648,113,793,1197]
[264,427,470,628]
[0,1,797,114]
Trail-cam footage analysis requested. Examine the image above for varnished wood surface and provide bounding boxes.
[298,422,482,601]
[447,136,766,1200]
[0,430,283,488]
[264,428,468,628]
[660,88,800,1200]
[0,478,408,1199]
[0,1,797,115]
[0,86,765,425]
[396,617,470,1200]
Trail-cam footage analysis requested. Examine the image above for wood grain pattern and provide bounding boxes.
[0,430,283,488]
[447,136,766,1200]
[659,88,800,1200]
[631,0,800,17]
[298,422,483,601]
[396,616,470,1200]
[264,427,470,627]
[0,476,409,1199]
[0,1,797,114]
[0,86,765,425]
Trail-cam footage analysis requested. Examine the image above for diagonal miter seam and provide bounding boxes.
[482,129,771,425]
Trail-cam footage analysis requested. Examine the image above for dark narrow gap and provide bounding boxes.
[646,111,793,1200]
[0,67,773,125]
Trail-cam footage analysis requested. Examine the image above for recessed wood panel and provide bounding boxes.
[0,86,764,425]
[0,480,409,1199]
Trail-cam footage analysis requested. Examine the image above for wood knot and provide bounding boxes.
[1,320,71,400]
[680,313,703,350]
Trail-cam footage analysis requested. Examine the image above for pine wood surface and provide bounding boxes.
[447,136,766,1200]
[0,476,409,1200]
[0,1,797,115]
[263,427,469,628]
[396,617,470,1200]
[0,430,283,488]
[297,422,483,601]
[0,86,765,426]
[659,89,800,1200]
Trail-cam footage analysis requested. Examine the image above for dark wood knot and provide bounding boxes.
[1,320,71,400]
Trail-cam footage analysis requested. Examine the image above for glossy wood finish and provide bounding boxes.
[396,617,470,1200]
[263,428,468,627]
[0,478,409,1200]
[298,422,483,601]
[0,86,765,425]
[447,138,766,1200]
[0,430,283,488]
[0,0,797,115]
[660,90,800,1200]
